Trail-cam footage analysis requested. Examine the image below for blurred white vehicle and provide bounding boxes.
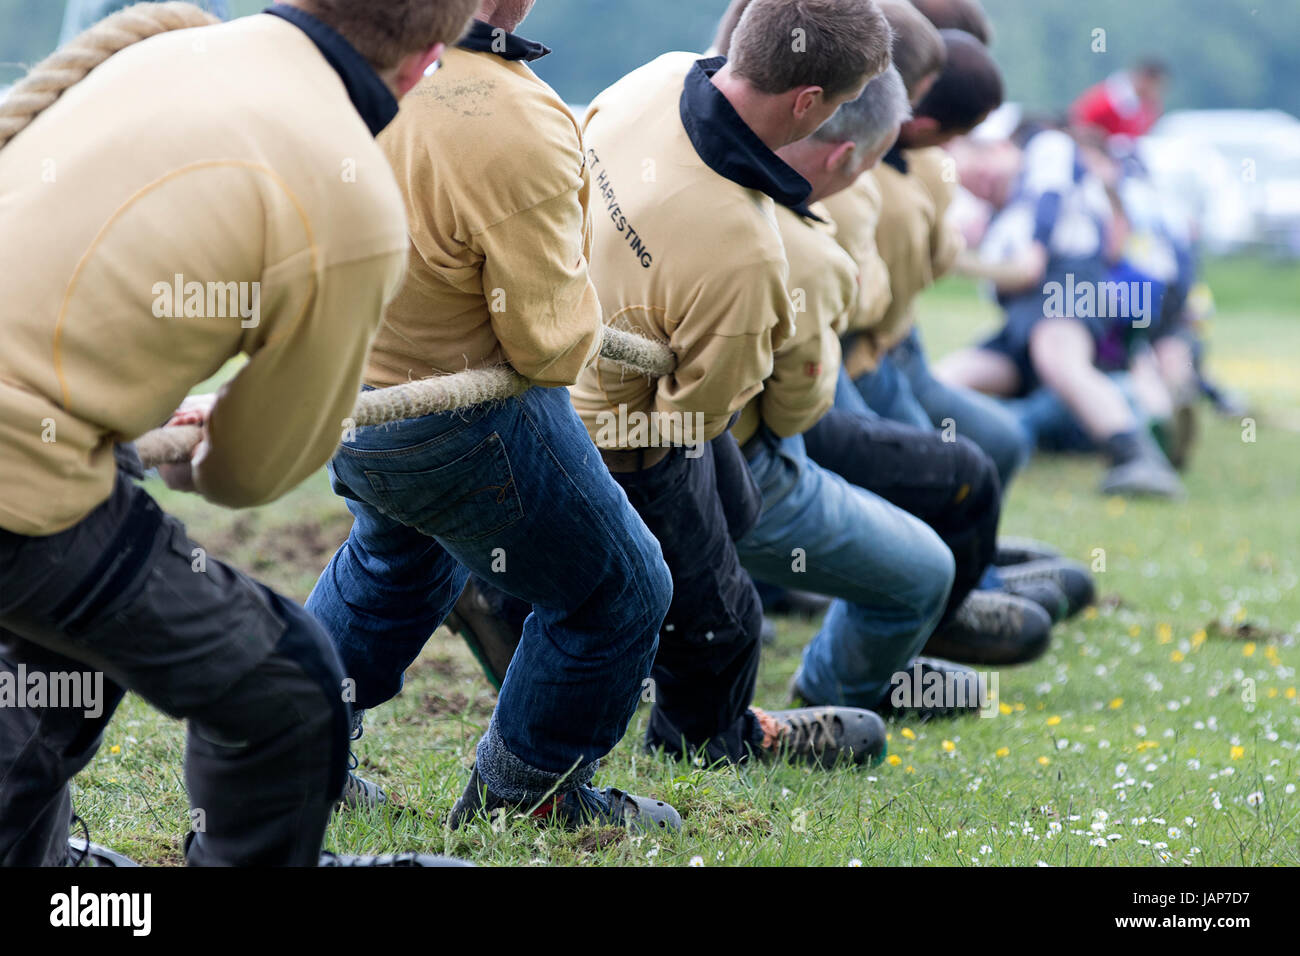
[1144,109,1300,256]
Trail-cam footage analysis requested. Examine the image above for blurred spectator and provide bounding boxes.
[1070,58,1169,139]
[938,127,1186,497]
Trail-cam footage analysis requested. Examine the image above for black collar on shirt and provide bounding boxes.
[882,144,909,174]
[790,202,827,223]
[457,19,551,62]
[679,57,811,209]
[265,4,398,137]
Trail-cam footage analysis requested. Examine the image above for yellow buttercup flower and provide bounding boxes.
[1243,642,1256,657]
[999,702,1012,715]
[1037,756,1051,766]
[901,727,916,740]
[942,740,956,752]
[1191,629,1207,647]
[1230,746,1245,761]
[1156,622,1173,643]
[1109,697,1124,710]
[887,754,902,766]
[1046,715,1061,726]
[1171,650,1185,663]
[995,747,1010,758]
[109,745,121,755]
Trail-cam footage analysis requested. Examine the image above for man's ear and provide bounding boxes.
[826,140,857,174]
[394,42,446,98]
[792,85,825,120]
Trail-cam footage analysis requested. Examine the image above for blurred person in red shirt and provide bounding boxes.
[1070,59,1169,139]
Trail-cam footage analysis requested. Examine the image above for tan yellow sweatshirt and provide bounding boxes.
[569,53,800,449]
[731,203,859,446]
[0,14,408,535]
[852,146,964,360]
[368,45,601,389]
[821,170,893,337]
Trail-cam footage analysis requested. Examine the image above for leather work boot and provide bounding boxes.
[924,590,1053,666]
[444,578,522,689]
[874,657,988,721]
[318,852,473,867]
[997,558,1096,620]
[994,536,1062,567]
[750,705,887,767]
[1100,447,1185,498]
[337,708,404,813]
[998,577,1070,623]
[449,767,681,834]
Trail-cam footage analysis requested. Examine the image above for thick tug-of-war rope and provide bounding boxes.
[0,3,219,149]
[134,327,676,468]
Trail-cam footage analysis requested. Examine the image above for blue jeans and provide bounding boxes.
[734,430,954,709]
[306,386,671,802]
[853,330,1031,489]
[1006,374,1147,454]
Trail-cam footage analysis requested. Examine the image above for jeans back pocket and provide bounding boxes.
[364,432,525,542]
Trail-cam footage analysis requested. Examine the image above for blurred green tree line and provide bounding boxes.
[2,0,1296,117]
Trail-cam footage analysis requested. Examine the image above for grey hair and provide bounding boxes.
[813,64,911,153]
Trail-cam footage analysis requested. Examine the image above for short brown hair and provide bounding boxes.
[909,0,993,46]
[916,29,1002,132]
[727,0,893,97]
[878,0,945,96]
[295,0,479,71]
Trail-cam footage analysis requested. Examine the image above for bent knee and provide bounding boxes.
[951,437,1003,511]
[196,610,346,747]
[918,533,957,621]
[1029,319,1094,381]
[603,531,674,638]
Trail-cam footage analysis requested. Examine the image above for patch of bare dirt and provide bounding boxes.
[1207,620,1285,642]
[575,827,627,853]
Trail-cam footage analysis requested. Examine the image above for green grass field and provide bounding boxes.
[77,258,1300,866]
